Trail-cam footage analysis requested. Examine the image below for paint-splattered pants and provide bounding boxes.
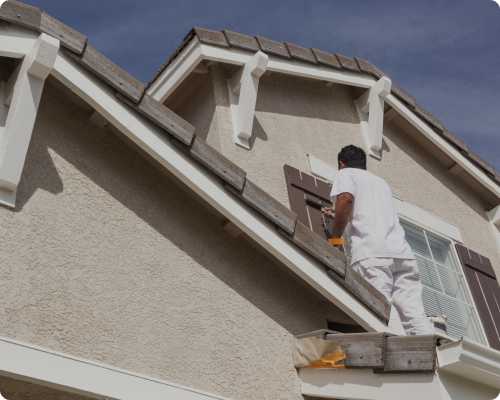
[352,257,435,336]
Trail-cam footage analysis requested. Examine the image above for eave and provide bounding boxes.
[146,37,500,205]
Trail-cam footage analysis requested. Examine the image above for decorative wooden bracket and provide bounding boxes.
[488,205,500,227]
[0,33,60,208]
[354,76,392,159]
[227,51,268,149]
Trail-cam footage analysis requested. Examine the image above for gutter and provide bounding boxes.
[437,337,500,389]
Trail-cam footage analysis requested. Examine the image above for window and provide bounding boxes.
[400,220,486,343]
[343,220,486,343]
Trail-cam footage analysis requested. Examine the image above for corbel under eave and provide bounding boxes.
[227,50,268,149]
[354,76,392,159]
[0,32,60,208]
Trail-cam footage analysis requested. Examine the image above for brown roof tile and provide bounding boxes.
[413,103,443,132]
[354,57,389,79]
[310,48,342,69]
[462,150,495,175]
[391,83,416,108]
[192,27,229,48]
[284,42,317,64]
[222,29,259,52]
[442,128,469,153]
[0,0,40,31]
[146,30,196,89]
[255,36,291,58]
[334,54,360,72]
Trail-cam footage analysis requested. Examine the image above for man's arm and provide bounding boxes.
[331,192,354,250]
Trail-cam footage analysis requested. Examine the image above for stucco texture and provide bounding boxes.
[0,82,327,400]
[0,376,90,400]
[176,64,500,278]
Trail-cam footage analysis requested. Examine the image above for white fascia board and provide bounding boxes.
[0,25,38,58]
[0,335,235,400]
[385,94,500,200]
[148,37,203,102]
[299,367,499,400]
[147,39,376,104]
[299,368,442,400]
[394,197,463,243]
[52,51,387,333]
[437,338,500,390]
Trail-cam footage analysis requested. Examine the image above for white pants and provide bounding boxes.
[352,257,435,336]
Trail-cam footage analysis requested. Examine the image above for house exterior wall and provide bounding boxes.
[0,82,327,400]
[176,64,500,278]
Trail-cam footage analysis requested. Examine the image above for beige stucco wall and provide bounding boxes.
[0,376,90,400]
[176,64,500,277]
[0,82,327,400]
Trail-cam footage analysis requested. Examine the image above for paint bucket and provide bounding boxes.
[427,315,448,335]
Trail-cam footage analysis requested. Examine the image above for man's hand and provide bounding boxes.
[321,206,335,219]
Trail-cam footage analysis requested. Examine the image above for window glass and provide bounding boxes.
[400,220,486,343]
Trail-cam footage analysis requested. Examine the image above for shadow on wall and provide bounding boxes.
[12,141,64,212]
[12,81,325,337]
[247,117,268,150]
[255,73,358,124]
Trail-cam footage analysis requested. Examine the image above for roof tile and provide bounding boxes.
[222,29,259,52]
[442,127,469,153]
[462,150,495,175]
[255,36,291,59]
[334,54,360,72]
[284,42,317,64]
[63,45,145,103]
[0,0,40,30]
[413,103,443,132]
[40,12,87,54]
[391,83,416,108]
[192,27,229,48]
[310,48,342,69]
[146,30,196,89]
[354,57,389,79]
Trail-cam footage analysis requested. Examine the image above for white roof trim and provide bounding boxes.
[49,50,386,332]
[299,366,500,400]
[437,338,500,390]
[0,334,235,400]
[147,39,375,103]
[147,40,500,202]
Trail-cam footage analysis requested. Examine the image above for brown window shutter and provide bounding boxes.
[455,244,500,350]
[284,165,334,241]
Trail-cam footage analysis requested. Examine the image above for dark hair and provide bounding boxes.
[338,145,367,170]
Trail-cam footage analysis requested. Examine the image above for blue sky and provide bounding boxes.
[25,0,500,171]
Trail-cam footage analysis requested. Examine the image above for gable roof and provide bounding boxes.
[0,0,391,328]
[147,27,500,186]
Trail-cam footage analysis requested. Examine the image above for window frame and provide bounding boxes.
[399,216,489,345]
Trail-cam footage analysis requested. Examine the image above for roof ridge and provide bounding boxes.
[145,26,498,184]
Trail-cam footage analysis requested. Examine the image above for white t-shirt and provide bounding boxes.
[330,168,414,265]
